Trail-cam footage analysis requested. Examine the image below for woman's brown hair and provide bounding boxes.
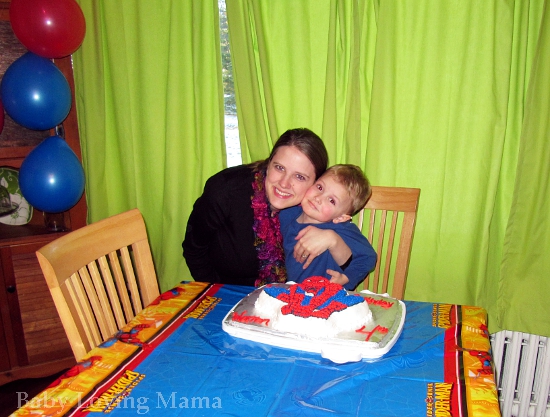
[251,128,328,179]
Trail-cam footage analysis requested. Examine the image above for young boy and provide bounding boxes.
[279,164,377,290]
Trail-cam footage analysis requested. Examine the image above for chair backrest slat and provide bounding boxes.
[77,264,111,340]
[357,186,420,299]
[98,254,127,331]
[120,245,144,314]
[372,209,387,292]
[36,208,160,361]
[108,250,135,323]
[87,259,118,338]
[381,211,399,294]
[65,274,101,349]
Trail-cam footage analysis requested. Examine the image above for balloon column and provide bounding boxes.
[0,0,86,213]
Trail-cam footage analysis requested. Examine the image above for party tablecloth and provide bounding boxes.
[13,282,500,416]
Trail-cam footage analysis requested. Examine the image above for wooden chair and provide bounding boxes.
[357,186,420,299]
[36,208,160,361]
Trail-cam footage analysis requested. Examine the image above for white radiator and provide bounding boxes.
[491,330,550,417]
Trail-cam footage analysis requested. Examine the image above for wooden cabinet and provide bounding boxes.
[0,235,77,384]
[0,1,86,383]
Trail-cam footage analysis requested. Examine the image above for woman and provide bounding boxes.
[183,127,351,287]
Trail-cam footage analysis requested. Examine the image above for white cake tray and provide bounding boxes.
[222,284,406,364]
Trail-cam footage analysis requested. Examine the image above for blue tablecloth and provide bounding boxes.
[13,282,500,417]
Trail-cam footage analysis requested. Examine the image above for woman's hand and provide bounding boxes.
[293,226,351,269]
[327,269,350,286]
[293,226,337,268]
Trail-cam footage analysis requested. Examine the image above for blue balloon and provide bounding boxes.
[19,136,85,213]
[0,52,71,130]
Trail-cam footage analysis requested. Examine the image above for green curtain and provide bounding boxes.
[227,0,377,165]
[226,0,549,337]
[226,1,331,160]
[72,0,549,337]
[499,1,550,336]
[72,0,225,291]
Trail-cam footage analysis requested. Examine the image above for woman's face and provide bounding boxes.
[265,146,316,211]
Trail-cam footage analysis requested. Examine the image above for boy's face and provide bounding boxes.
[300,175,352,224]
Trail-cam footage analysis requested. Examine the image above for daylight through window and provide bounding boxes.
[219,0,241,167]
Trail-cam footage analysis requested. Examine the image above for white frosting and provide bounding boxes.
[254,282,373,338]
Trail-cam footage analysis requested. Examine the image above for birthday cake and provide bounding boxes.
[254,277,373,337]
[222,276,406,362]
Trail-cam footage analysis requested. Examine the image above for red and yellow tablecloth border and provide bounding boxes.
[13,281,212,416]
[431,303,500,417]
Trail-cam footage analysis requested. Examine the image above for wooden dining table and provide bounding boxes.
[11,281,501,416]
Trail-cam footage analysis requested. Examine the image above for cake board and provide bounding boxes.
[222,283,406,364]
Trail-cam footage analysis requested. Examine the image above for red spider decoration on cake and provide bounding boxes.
[263,276,365,319]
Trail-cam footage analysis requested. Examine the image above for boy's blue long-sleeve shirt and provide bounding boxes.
[279,206,377,290]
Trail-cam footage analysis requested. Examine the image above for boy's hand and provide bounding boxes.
[327,269,349,286]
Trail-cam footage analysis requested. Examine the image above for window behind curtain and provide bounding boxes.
[219,0,241,167]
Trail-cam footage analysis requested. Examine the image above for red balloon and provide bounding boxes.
[10,0,86,58]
